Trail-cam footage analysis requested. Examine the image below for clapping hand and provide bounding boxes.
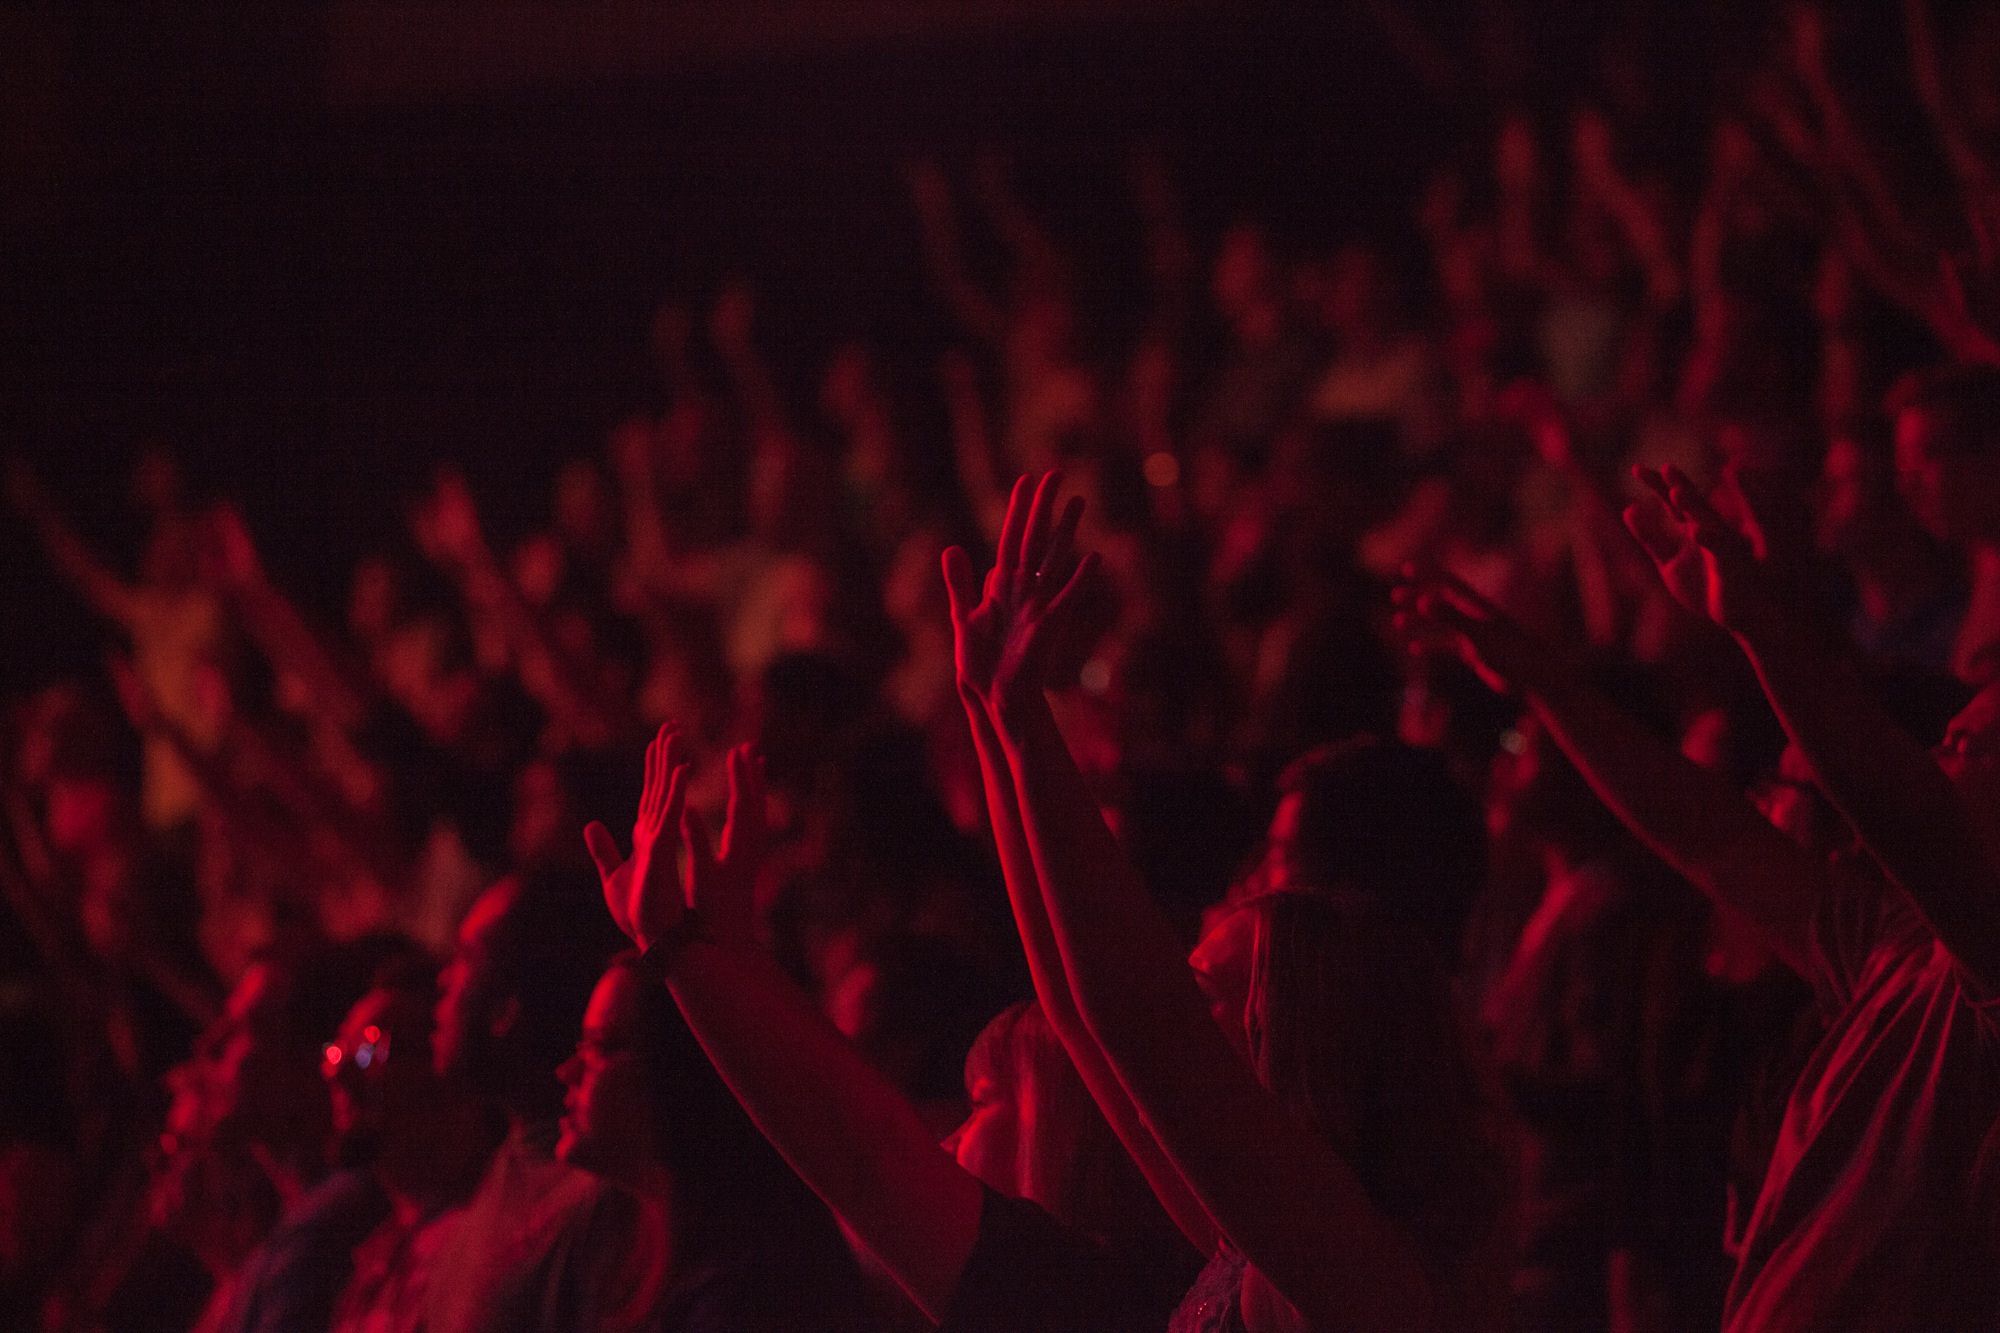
[585,729,772,955]
[584,725,689,952]
[680,744,766,950]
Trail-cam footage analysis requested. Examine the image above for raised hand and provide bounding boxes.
[1622,466,1779,635]
[681,744,766,949]
[204,504,265,590]
[583,725,688,951]
[940,472,1103,712]
[1390,568,1554,695]
[410,472,486,566]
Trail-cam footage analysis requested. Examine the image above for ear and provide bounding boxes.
[488,994,523,1041]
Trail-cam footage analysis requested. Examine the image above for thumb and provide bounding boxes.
[582,822,624,886]
[1621,497,1682,566]
[941,546,980,624]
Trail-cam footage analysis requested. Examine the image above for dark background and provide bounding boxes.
[0,2,1725,692]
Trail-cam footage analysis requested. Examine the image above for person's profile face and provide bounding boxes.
[555,967,657,1183]
[1937,683,2000,829]
[1189,905,1257,1065]
[944,1034,1027,1198]
[1896,407,1998,546]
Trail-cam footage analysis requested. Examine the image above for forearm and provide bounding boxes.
[961,689,1222,1255]
[1523,669,1817,971]
[993,692,1431,1328]
[992,691,1199,1042]
[23,505,134,623]
[232,581,370,728]
[1738,621,2000,987]
[455,552,618,745]
[661,940,982,1321]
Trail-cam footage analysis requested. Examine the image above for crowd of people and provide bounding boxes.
[8,3,2000,1328]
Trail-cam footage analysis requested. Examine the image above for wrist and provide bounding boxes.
[990,680,1049,730]
[635,909,704,982]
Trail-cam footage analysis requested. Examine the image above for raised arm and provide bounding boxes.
[205,503,373,731]
[1392,562,1821,976]
[7,460,141,624]
[1904,0,2000,262]
[908,160,1006,346]
[1634,467,2000,993]
[410,472,619,748]
[942,479,1221,1258]
[583,731,982,1322]
[982,475,1437,1332]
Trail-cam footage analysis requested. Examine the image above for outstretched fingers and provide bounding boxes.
[994,475,1035,600]
[1040,549,1102,623]
[1017,470,1066,589]
[1662,465,1748,557]
[1621,490,1684,567]
[941,545,980,629]
[1037,495,1085,586]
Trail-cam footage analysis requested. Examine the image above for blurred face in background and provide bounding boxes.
[434,881,519,1085]
[1936,682,2000,835]
[151,962,321,1259]
[324,985,435,1166]
[942,1035,1026,1196]
[1897,407,2000,547]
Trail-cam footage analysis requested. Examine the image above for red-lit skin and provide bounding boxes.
[195,963,329,1153]
[969,474,1441,1331]
[1934,682,2000,835]
[555,967,664,1193]
[938,1058,1024,1198]
[1188,903,1257,1068]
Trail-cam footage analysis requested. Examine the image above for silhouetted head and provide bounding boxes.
[556,953,824,1221]
[323,952,450,1170]
[1260,738,1484,953]
[434,860,628,1124]
[942,1001,1167,1247]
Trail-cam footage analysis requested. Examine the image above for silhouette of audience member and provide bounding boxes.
[1888,366,2000,683]
[328,955,498,1333]
[156,935,412,1333]
[422,860,636,1333]
[553,951,870,1329]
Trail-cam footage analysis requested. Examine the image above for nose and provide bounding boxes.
[556,1052,583,1089]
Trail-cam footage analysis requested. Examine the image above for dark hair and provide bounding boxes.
[482,857,631,1109]
[601,950,865,1319]
[1271,737,1484,952]
[1886,365,2000,457]
[269,930,433,1056]
[962,1001,1171,1248]
[1243,891,1499,1255]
